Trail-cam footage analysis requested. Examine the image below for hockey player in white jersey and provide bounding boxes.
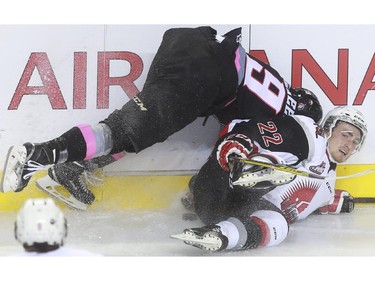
[172,106,367,251]
[13,198,101,256]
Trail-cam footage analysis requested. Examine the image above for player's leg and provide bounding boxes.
[103,26,238,154]
[1,123,115,193]
[172,199,289,252]
[191,157,235,225]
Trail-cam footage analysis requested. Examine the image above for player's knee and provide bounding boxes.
[217,210,289,251]
[250,210,289,247]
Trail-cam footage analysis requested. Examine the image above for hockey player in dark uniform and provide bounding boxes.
[171,106,367,251]
[0,26,322,209]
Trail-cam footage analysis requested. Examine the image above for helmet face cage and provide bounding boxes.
[322,106,367,153]
[292,88,323,123]
[15,198,67,248]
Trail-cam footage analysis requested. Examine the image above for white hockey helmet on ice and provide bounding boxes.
[15,198,67,250]
[321,106,367,152]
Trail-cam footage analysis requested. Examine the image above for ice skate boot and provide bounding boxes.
[171,225,228,252]
[1,142,56,193]
[36,161,102,210]
[230,155,296,190]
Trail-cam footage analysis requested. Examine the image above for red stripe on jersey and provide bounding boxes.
[251,216,270,247]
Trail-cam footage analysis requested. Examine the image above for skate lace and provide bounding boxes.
[23,160,47,179]
[82,170,104,187]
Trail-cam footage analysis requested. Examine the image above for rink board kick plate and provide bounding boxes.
[1,163,375,211]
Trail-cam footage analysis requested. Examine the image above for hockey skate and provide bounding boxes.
[1,143,55,193]
[36,161,103,211]
[171,225,228,252]
[230,156,296,190]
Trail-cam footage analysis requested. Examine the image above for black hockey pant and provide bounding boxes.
[101,26,239,153]
[192,156,283,225]
[192,155,289,249]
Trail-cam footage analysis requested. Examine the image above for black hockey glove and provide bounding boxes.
[340,192,355,213]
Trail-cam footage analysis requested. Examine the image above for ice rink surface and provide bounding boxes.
[1,192,375,279]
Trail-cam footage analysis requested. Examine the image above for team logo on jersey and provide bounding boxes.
[280,178,321,223]
[309,161,326,175]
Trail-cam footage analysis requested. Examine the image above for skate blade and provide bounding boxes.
[36,175,88,211]
[0,146,27,193]
[232,173,257,187]
[170,233,220,246]
[232,170,293,187]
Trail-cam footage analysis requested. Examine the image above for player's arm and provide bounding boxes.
[215,116,310,171]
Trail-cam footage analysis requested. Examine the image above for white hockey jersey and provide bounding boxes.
[226,115,337,224]
[261,115,336,223]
